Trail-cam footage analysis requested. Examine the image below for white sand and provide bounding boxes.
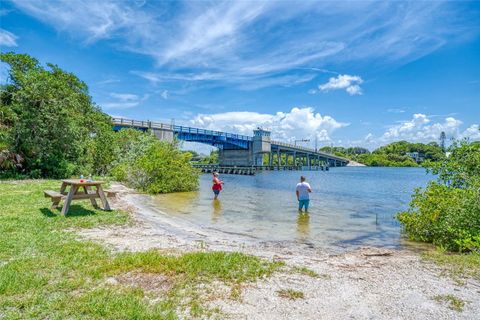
[77,183,480,319]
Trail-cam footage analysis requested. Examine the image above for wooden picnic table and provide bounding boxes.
[44,179,112,216]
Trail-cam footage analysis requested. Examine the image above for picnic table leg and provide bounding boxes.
[61,185,78,216]
[84,186,99,209]
[59,182,67,194]
[97,185,111,211]
[52,182,68,209]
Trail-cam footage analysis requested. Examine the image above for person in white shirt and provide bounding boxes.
[296,176,312,212]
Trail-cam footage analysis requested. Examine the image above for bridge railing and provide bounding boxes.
[271,140,348,162]
[112,117,173,130]
[112,117,252,141]
[173,125,252,141]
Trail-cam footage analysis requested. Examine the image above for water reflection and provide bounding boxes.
[296,212,310,240]
[153,190,200,214]
[212,199,222,222]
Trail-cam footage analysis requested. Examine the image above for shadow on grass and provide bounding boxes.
[41,205,98,218]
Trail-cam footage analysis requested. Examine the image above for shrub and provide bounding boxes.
[111,129,199,194]
[397,140,480,252]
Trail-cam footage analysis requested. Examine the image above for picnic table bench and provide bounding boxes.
[44,179,117,216]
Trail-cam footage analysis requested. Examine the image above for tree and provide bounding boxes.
[0,52,112,177]
[110,129,199,193]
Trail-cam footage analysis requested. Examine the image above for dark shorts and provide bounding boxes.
[298,199,310,210]
[213,190,220,195]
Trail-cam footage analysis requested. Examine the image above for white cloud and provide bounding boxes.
[461,124,480,140]
[161,90,168,99]
[11,1,479,90]
[359,114,480,148]
[381,113,457,142]
[0,29,18,47]
[101,92,148,109]
[317,74,363,95]
[110,93,138,101]
[387,108,406,113]
[190,107,348,145]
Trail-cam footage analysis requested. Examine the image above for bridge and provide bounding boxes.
[112,117,349,168]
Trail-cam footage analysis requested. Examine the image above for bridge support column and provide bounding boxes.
[269,152,273,167]
[277,149,280,170]
[293,151,297,167]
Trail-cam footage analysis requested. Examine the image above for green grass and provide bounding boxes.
[422,248,480,284]
[277,289,304,300]
[433,294,466,312]
[291,265,331,279]
[0,180,283,319]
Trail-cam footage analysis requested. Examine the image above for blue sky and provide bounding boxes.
[1,0,479,150]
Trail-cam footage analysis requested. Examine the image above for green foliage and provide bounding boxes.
[397,140,480,252]
[196,150,219,164]
[0,52,113,178]
[320,141,445,167]
[277,289,305,300]
[356,153,418,167]
[374,140,444,162]
[319,146,370,157]
[111,129,199,193]
[433,294,466,312]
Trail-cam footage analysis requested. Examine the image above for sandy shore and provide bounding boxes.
[77,183,480,319]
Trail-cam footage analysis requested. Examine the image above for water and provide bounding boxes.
[153,167,434,249]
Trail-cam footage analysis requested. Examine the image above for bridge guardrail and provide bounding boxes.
[271,140,349,162]
[112,117,252,141]
[173,125,252,141]
[112,117,173,130]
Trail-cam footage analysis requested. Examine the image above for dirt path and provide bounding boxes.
[77,184,480,319]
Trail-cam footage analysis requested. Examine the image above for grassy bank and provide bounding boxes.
[0,180,283,319]
[423,249,480,284]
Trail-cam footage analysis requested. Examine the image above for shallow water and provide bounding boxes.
[153,167,433,249]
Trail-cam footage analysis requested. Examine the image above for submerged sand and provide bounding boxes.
[77,183,480,319]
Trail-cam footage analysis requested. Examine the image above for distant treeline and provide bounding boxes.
[320,141,447,167]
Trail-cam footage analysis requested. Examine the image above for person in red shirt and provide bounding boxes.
[212,172,223,199]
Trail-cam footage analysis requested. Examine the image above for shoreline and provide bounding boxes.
[77,183,480,319]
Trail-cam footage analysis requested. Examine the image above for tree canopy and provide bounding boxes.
[0,52,112,177]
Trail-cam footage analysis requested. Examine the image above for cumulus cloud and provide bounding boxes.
[380,113,461,142]
[190,107,348,145]
[359,114,479,148]
[0,29,18,47]
[460,124,480,140]
[317,74,363,95]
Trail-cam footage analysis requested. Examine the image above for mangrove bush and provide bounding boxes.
[397,140,480,252]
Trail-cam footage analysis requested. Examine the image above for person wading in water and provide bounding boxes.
[296,175,312,212]
[212,172,224,200]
